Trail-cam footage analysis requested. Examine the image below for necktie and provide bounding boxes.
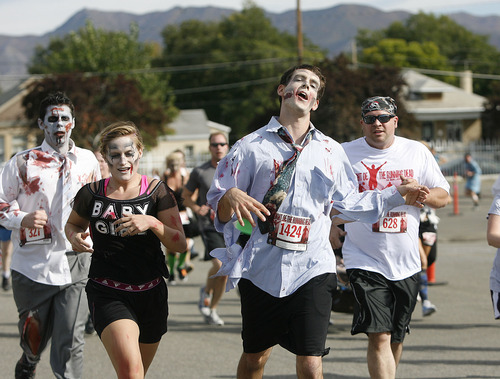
[59,154,73,225]
[258,127,313,234]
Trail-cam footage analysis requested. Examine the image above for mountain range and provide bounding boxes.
[2,4,500,91]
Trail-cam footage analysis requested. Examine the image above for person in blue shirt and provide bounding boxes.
[464,152,481,208]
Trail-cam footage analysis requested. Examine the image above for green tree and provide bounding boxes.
[361,39,451,71]
[22,75,170,150]
[157,4,325,139]
[26,21,177,146]
[357,12,500,95]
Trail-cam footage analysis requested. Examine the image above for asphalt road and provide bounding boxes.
[0,176,498,378]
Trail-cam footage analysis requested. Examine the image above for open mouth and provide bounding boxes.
[297,91,308,101]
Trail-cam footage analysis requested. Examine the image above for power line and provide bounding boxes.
[169,77,279,95]
[0,57,295,80]
[357,62,500,81]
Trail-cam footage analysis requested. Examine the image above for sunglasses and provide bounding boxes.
[362,114,395,124]
[210,142,228,147]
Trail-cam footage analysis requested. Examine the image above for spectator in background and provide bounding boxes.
[464,152,481,209]
[94,150,110,179]
[183,133,229,326]
[0,225,12,291]
[164,150,197,284]
[418,205,440,316]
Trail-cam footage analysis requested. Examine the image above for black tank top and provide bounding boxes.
[72,178,177,284]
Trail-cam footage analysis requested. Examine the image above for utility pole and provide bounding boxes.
[297,0,303,64]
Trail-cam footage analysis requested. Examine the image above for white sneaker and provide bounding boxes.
[205,309,224,326]
[422,300,437,316]
[198,287,211,317]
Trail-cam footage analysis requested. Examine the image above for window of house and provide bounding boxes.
[446,120,463,141]
[422,121,434,141]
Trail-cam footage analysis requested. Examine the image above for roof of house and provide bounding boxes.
[160,109,231,141]
[402,69,487,121]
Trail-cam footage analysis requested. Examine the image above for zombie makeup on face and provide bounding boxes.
[106,136,141,177]
[40,105,74,151]
[282,70,320,109]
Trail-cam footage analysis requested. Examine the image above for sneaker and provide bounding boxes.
[422,300,437,316]
[168,273,177,286]
[15,354,37,379]
[2,275,11,291]
[190,251,199,260]
[85,315,96,335]
[177,266,188,282]
[205,309,224,326]
[198,287,211,317]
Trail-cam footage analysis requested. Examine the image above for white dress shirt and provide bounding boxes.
[207,117,405,297]
[0,140,100,285]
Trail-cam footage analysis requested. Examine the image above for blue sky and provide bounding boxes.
[1,0,500,36]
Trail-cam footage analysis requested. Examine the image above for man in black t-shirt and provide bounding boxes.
[183,132,229,326]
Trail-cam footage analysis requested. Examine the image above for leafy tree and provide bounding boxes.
[157,4,325,139]
[26,21,177,144]
[481,81,500,139]
[357,12,500,95]
[22,74,171,150]
[361,39,451,71]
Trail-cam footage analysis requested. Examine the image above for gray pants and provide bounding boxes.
[12,252,90,379]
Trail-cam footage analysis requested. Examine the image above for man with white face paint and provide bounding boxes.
[206,65,429,378]
[0,92,101,378]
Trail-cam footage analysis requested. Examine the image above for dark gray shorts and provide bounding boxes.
[200,230,225,261]
[238,273,336,356]
[347,269,419,343]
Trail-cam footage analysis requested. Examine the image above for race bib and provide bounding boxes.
[372,215,407,233]
[179,210,190,225]
[20,225,52,246]
[267,212,310,251]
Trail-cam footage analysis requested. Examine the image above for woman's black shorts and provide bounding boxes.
[86,278,168,344]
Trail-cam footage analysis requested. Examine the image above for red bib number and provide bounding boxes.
[267,212,310,251]
[372,216,407,233]
[20,225,52,246]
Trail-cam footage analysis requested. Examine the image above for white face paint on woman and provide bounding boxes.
[106,136,143,181]
[37,104,75,154]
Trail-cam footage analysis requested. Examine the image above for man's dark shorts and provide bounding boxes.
[238,273,336,356]
[201,230,225,261]
[347,269,419,343]
[86,279,168,344]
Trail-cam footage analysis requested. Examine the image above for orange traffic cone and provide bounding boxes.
[427,262,436,284]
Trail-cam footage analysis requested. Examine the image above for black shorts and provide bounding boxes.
[347,269,419,343]
[238,273,336,356]
[200,230,225,261]
[86,278,168,344]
